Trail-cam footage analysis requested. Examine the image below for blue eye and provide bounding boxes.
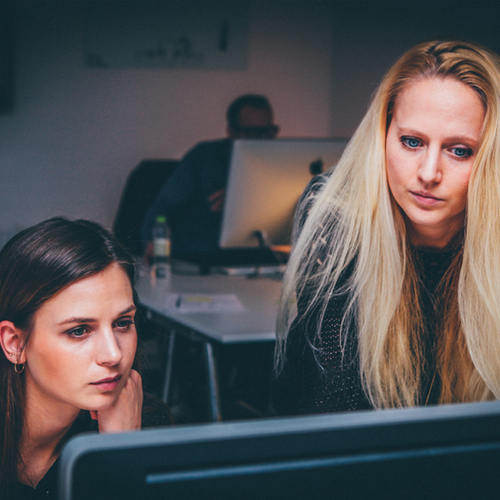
[451,147,472,158]
[67,326,89,338]
[402,137,421,148]
[115,319,135,330]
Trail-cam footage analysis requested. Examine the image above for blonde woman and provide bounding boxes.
[273,40,500,415]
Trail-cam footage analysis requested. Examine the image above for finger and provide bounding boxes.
[208,189,224,202]
[127,369,142,387]
[95,369,143,433]
[210,200,224,212]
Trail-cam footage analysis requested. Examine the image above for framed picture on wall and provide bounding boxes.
[84,1,248,70]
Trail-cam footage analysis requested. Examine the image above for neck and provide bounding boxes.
[19,393,80,488]
[408,218,464,250]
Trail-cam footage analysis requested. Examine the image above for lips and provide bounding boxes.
[91,374,122,391]
[411,190,443,206]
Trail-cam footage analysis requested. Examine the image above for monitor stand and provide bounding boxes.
[175,231,289,275]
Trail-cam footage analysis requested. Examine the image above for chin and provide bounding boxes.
[82,393,120,412]
[406,211,444,229]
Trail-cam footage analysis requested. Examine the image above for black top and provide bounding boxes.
[10,394,172,500]
[142,139,233,255]
[271,175,460,416]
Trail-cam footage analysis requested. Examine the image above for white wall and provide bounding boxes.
[329,1,500,137]
[3,0,499,243]
[0,1,334,236]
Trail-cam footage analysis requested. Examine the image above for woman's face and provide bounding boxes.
[22,264,137,418]
[386,77,485,248]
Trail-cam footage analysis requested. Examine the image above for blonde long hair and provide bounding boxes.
[276,40,500,408]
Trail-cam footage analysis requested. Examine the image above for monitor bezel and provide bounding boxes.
[60,400,500,500]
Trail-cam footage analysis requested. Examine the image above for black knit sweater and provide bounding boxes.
[271,175,459,416]
[271,246,458,416]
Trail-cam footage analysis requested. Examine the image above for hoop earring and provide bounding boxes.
[14,363,24,374]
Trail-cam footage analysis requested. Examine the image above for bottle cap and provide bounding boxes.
[156,215,167,224]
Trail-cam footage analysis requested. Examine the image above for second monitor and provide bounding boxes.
[219,138,348,249]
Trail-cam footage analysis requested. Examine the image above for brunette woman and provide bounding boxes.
[0,218,171,499]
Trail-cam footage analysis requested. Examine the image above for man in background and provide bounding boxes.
[142,94,279,262]
[141,95,279,419]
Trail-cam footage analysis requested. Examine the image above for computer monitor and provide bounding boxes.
[60,401,500,500]
[219,138,348,249]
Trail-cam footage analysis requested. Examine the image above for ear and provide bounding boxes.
[0,320,26,365]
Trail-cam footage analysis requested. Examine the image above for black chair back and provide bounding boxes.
[113,159,179,255]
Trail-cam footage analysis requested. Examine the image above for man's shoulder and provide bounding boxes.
[187,138,232,155]
[180,138,233,173]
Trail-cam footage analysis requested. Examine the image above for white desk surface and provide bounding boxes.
[136,268,281,344]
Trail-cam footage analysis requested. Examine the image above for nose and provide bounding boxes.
[96,328,123,367]
[418,146,442,185]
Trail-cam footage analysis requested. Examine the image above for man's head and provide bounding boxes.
[226,94,279,139]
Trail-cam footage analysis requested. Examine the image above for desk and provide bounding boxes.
[136,268,281,421]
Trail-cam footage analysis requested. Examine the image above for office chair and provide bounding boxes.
[113,159,179,256]
[113,159,179,401]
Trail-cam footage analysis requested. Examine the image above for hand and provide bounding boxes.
[208,189,225,213]
[90,369,143,433]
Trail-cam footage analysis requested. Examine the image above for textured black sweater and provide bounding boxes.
[271,176,459,416]
[272,247,458,416]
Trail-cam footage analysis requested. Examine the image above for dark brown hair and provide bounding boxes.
[0,217,136,495]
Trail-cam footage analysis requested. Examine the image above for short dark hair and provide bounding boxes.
[226,94,273,131]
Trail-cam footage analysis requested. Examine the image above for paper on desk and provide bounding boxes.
[165,293,245,313]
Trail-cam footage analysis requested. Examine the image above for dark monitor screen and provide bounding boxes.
[59,401,500,499]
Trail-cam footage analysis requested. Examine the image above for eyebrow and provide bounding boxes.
[57,305,136,326]
[444,136,479,146]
